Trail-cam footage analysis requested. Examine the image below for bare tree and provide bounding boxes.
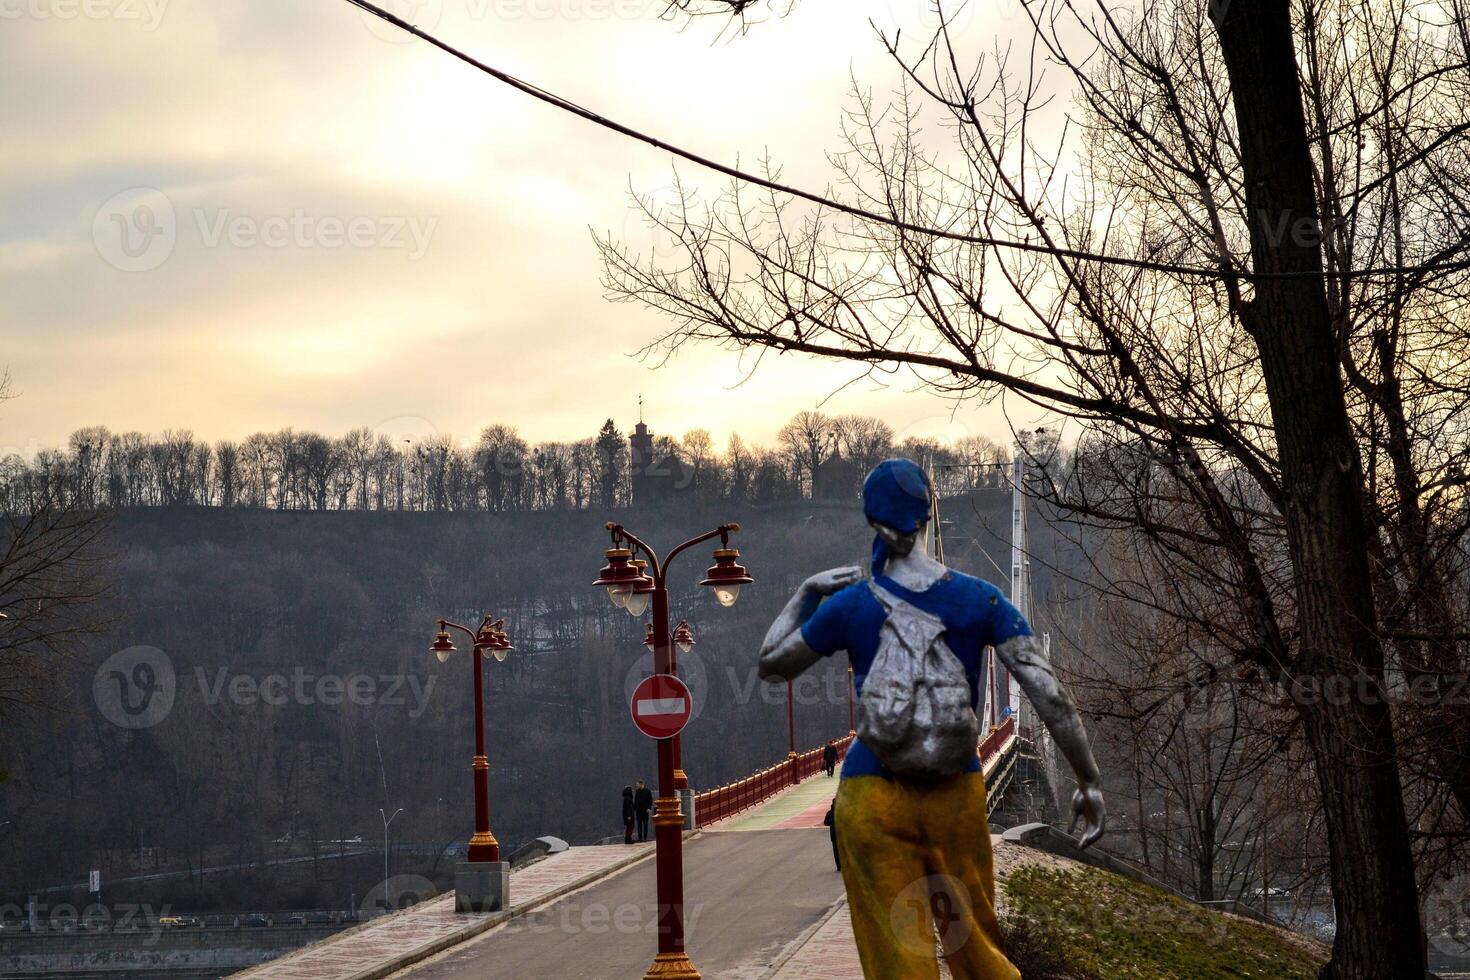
[0,382,115,720]
[681,428,716,498]
[476,425,528,512]
[832,414,894,473]
[777,410,834,497]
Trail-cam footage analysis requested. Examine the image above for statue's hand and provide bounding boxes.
[1069,781,1106,850]
[803,566,864,597]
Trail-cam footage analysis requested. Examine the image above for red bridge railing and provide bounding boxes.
[694,734,853,827]
[980,715,1020,811]
[979,715,1017,773]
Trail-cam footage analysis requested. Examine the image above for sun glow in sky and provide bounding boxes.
[0,0,1049,457]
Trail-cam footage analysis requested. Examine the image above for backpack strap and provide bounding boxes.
[868,580,947,648]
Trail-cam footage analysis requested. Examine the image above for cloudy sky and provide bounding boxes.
[0,0,1044,457]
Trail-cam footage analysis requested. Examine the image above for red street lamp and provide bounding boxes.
[593,521,752,980]
[627,560,656,618]
[648,621,696,652]
[430,615,512,912]
[700,549,753,607]
[595,547,644,610]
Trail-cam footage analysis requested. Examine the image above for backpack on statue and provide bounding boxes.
[856,581,979,779]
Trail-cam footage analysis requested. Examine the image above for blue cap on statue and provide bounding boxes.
[863,459,931,575]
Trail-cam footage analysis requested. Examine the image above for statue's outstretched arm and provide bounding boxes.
[757,566,863,681]
[995,634,1107,849]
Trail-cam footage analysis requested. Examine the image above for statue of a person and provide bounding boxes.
[758,458,1105,979]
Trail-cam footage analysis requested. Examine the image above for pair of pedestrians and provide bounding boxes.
[621,780,654,843]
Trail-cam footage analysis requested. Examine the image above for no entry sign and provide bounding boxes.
[630,674,693,740]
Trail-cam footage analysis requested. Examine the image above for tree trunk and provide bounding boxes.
[1297,698,1425,976]
[1196,802,1217,903]
[1210,1,1425,976]
[1135,761,1153,872]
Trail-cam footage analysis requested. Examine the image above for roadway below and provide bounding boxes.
[22,849,376,896]
[398,829,844,980]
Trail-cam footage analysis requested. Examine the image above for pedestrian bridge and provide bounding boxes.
[15,720,1335,980]
[227,720,1029,980]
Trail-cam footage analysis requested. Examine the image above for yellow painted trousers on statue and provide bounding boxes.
[834,772,1020,980]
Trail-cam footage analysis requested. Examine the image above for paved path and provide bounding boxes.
[768,898,954,980]
[775,793,836,831]
[767,900,863,980]
[232,844,653,980]
[397,829,845,979]
[710,775,841,832]
[233,773,986,980]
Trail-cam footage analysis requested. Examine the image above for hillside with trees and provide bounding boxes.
[0,414,1038,915]
[4,407,1449,952]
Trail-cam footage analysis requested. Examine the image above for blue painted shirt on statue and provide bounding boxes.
[801,570,1032,779]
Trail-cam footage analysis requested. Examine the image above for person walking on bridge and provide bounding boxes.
[823,739,838,777]
[757,458,1106,980]
[621,785,636,845]
[823,798,840,871]
[633,779,653,842]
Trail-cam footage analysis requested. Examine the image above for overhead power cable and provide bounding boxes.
[342,0,1470,283]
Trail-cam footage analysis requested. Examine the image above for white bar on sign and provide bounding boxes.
[637,698,686,716]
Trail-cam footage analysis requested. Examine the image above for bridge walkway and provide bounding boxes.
[395,829,846,979]
[707,773,840,832]
[236,729,1023,980]
[396,775,979,979]
[231,843,654,980]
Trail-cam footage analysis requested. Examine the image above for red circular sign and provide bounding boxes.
[630,674,693,740]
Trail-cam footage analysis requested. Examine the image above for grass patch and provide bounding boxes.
[1002,865,1327,979]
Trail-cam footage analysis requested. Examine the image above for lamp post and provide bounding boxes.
[593,521,752,980]
[670,621,695,790]
[378,807,402,896]
[429,615,513,912]
[786,680,799,784]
